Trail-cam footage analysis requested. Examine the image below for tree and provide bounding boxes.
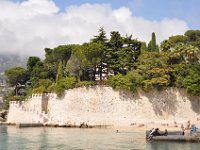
[136,52,172,90]
[81,42,103,80]
[53,45,72,66]
[185,30,200,42]
[160,40,171,52]
[148,32,158,52]
[91,27,108,44]
[182,64,200,96]
[151,32,157,51]
[91,27,108,81]
[5,67,29,95]
[27,56,41,71]
[44,45,73,81]
[121,35,141,73]
[56,61,64,83]
[107,31,123,74]
[169,44,199,64]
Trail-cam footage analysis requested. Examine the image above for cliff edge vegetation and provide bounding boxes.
[4,28,200,106]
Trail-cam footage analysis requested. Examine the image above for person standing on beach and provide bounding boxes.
[187,120,190,129]
[181,124,185,135]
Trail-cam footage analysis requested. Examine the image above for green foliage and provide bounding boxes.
[126,71,143,92]
[56,61,64,83]
[185,30,200,42]
[47,84,55,93]
[27,56,41,71]
[32,86,47,94]
[4,29,200,97]
[183,64,200,96]
[38,79,53,89]
[75,81,95,87]
[54,76,77,97]
[148,32,158,52]
[107,72,142,92]
[90,28,108,82]
[5,67,30,95]
[91,27,108,44]
[169,44,199,64]
[136,52,172,90]
[5,67,29,86]
[107,33,141,75]
[59,77,77,89]
[107,31,123,74]
[151,32,157,51]
[140,42,147,53]
[107,74,132,90]
[54,84,65,98]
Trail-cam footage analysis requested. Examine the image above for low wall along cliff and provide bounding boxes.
[7,86,200,126]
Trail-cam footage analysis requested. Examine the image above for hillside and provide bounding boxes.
[0,53,27,79]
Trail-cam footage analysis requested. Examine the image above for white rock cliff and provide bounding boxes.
[7,86,200,126]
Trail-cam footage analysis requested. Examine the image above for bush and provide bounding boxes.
[38,79,53,89]
[59,76,77,89]
[107,74,132,90]
[75,81,95,87]
[4,95,26,109]
[54,76,77,97]
[54,83,65,98]
[107,72,143,92]
[32,86,47,94]
[126,72,143,92]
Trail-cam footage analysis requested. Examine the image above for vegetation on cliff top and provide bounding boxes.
[4,28,200,102]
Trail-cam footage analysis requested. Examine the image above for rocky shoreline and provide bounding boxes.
[0,121,112,129]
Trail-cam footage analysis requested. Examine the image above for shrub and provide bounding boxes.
[107,74,132,90]
[32,86,47,94]
[75,81,95,87]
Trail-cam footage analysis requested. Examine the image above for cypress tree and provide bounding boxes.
[151,32,157,51]
[56,61,63,83]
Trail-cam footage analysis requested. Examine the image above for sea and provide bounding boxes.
[0,125,200,150]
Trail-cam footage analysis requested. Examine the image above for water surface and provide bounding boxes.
[0,126,200,150]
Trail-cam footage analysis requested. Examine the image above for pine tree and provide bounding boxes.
[91,27,108,81]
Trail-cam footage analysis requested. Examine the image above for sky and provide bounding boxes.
[0,0,199,57]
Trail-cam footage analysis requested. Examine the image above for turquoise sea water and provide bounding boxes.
[0,125,200,150]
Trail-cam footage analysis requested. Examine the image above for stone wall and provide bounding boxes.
[48,86,200,126]
[7,86,200,126]
[7,94,49,123]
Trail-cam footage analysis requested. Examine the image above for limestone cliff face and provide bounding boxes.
[7,86,200,126]
[48,86,200,126]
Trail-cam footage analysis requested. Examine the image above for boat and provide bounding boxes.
[146,130,200,142]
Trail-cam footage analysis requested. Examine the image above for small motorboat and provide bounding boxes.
[146,130,200,142]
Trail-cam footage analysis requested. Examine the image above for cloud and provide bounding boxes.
[0,0,189,57]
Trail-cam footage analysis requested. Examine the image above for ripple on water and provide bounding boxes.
[0,126,200,150]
